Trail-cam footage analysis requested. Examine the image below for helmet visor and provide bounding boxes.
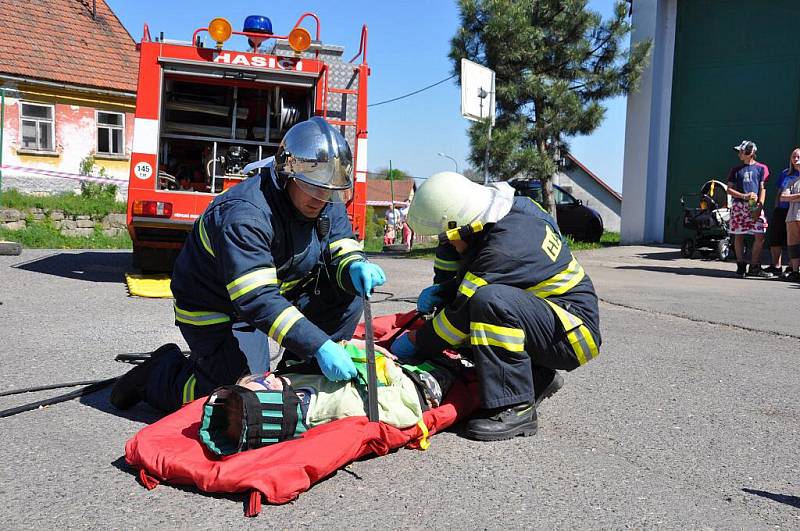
[293,177,353,203]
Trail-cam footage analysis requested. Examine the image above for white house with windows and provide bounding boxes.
[0,0,138,196]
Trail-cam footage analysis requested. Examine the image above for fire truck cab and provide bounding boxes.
[127,14,369,271]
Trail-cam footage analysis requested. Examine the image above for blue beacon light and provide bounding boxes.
[243,15,273,52]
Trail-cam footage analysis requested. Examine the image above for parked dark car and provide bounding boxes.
[510,180,604,242]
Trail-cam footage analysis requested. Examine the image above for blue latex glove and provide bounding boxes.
[417,284,445,313]
[314,340,357,381]
[390,332,417,360]
[349,261,386,298]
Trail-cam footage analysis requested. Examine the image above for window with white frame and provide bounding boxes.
[20,102,55,151]
[97,111,125,155]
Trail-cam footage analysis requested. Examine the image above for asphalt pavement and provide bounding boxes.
[0,246,798,529]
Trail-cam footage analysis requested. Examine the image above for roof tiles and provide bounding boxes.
[0,0,138,93]
[367,179,415,204]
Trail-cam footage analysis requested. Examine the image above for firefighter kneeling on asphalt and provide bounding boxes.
[111,117,385,413]
[391,172,601,441]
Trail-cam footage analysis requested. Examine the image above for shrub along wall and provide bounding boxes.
[0,207,127,237]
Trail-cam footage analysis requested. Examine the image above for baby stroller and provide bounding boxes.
[680,179,731,261]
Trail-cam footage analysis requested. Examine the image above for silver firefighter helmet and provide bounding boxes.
[275,117,353,203]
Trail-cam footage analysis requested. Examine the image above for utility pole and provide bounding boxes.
[388,159,396,224]
[478,87,492,185]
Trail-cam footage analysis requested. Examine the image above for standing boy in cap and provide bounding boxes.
[727,140,773,278]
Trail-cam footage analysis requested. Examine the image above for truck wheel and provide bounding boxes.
[585,221,603,243]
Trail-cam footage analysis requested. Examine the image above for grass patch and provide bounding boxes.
[0,219,132,249]
[0,189,126,217]
[363,237,384,253]
[403,244,437,259]
[567,231,620,251]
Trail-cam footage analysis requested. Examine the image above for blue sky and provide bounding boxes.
[107,0,627,192]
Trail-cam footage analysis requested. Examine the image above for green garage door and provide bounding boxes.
[664,0,800,242]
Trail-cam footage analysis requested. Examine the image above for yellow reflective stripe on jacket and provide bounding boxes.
[226,268,279,300]
[182,374,197,405]
[336,254,362,289]
[470,322,526,352]
[543,299,599,365]
[278,276,305,295]
[527,257,585,298]
[174,304,231,326]
[329,238,363,259]
[197,215,214,257]
[566,326,599,366]
[528,197,548,214]
[268,306,304,345]
[431,310,468,346]
[434,256,459,272]
[457,272,487,298]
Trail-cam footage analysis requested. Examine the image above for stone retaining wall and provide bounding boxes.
[1,177,128,201]
[0,208,127,237]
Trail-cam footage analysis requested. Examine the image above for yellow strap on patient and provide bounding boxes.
[415,419,431,450]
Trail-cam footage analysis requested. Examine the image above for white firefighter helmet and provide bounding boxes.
[275,117,353,203]
[407,171,511,236]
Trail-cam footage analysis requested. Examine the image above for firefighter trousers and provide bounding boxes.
[465,284,600,410]
[143,284,363,412]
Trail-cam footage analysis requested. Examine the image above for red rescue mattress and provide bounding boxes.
[124,312,479,516]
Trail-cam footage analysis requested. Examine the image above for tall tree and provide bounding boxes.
[463,166,484,183]
[450,0,651,216]
[368,167,412,181]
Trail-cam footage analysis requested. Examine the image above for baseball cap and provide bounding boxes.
[733,140,757,155]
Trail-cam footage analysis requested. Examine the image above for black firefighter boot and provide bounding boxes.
[534,370,564,407]
[461,401,538,442]
[110,343,180,409]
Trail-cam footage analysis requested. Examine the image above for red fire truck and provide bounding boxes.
[126,13,369,271]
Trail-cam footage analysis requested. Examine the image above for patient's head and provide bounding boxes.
[222,373,287,443]
[199,340,392,455]
[222,391,243,444]
[198,373,306,456]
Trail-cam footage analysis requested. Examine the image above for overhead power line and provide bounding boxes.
[368,74,458,108]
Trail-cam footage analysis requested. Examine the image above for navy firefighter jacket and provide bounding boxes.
[170,163,365,360]
[416,196,601,365]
